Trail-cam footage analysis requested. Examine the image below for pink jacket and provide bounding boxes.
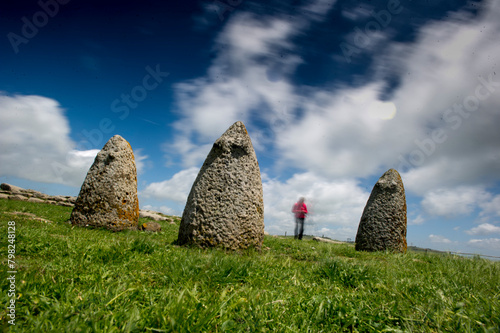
[292,202,308,219]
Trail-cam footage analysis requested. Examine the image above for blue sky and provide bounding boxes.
[1,0,500,257]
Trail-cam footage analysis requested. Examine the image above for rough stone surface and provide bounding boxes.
[70,135,139,231]
[9,194,27,201]
[1,183,23,192]
[52,196,67,202]
[140,222,162,232]
[178,121,264,250]
[355,169,407,253]
[33,192,50,200]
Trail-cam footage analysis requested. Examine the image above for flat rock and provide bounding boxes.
[51,195,67,202]
[33,192,50,199]
[139,222,162,232]
[0,193,9,200]
[5,212,52,223]
[355,169,407,253]
[178,121,264,250]
[9,194,28,201]
[70,135,139,231]
[27,197,45,204]
[312,237,344,244]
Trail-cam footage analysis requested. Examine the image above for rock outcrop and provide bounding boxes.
[0,183,76,207]
[70,135,139,231]
[139,210,175,223]
[355,169,407,253]
[177,121,264,250]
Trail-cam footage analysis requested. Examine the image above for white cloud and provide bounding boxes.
[275,83,414,178]
[66,149,99,169]
[0,94,89,186]
[392,1,500,193]
[133,149,149,175]
[467,238,500,251]
[429,234,452,244]
[302,0,337,20]
[140,167,199,203]
[408,214,425,225]
[466,223,500,236]
[170,1,336,168]
[421,186,490,218]
[277,0,500,186]
[0,93,148,187]
[479,194,500,217]
[341,5,374,21]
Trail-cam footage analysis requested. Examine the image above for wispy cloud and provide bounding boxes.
[140,167,199,203]
[0,94,85,186]
[467,238,500,250]
[421,186,490,218]
[429,234,452,244]
[466,223,500,236]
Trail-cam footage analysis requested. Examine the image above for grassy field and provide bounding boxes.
[1,199,499,332]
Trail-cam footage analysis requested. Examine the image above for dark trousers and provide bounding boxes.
[295,217,304,240]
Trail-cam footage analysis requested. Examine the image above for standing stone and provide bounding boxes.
[178,121,264,250]
[355,169,407,253]
[70,135,139,231]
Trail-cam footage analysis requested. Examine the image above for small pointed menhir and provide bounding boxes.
[70,135,139,231]
[355,169,407,253]
[177,121,265,250]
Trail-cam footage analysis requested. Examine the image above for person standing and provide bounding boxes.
[292,197,308,240]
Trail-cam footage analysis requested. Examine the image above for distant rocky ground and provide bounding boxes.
[0,183,177,223]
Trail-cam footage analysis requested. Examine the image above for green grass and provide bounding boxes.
[1,199,499,332]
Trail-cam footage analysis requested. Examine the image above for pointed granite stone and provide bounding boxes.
[178,121,264,249]
[70,135,139,231]
[355,169,407,253]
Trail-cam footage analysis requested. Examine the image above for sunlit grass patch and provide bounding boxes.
[1,198,499,332]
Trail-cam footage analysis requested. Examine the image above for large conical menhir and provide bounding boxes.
[70,135,139,231]
[178,121,264,249]
[355,169,407,253]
